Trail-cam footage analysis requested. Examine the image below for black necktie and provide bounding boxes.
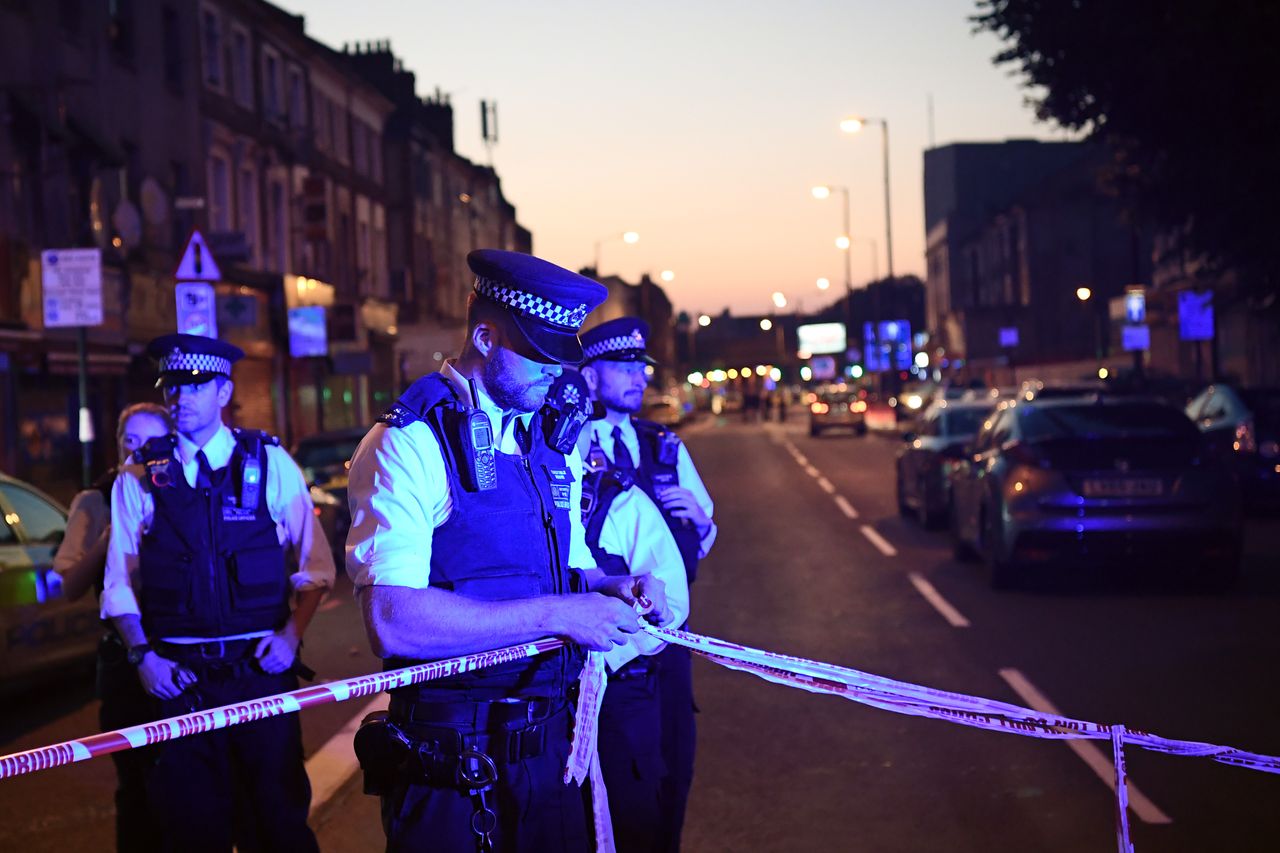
[611,426,635,473]
[195,449,214,489]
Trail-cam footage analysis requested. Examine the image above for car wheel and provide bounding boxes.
[896,465,912,517]
[856,422,868,437]
[809,424,821,437]
[980,504,1016,589]
[950,502,978,562]
[917,480,941,530]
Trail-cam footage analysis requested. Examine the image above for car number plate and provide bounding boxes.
[1082,477,1164,497]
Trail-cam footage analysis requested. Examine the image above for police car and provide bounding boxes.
[0,473,99,688]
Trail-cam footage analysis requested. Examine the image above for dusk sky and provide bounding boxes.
[278,0,1070,316]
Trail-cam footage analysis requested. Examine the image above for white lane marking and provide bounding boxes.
[306,693,390,815]
[998,669,1172,825]
[907,572,971,628]
[803,464,821,478]
[816,476,836,494]
[859,524,898,557]
[834,495,859,519]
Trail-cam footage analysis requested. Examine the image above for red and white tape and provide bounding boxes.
[3,627,1278,852]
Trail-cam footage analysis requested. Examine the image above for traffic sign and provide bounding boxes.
[41,248,103,327]
[175,282,218,338]
[998,327,1019,348]
[1124,288,1146,324]
[1122,324,1150,352]
[174,230,222,281]
[1178,290,1214,341]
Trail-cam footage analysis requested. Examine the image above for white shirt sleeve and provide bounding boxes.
[53,489,108,577]
[265,445,335,593]
[345,421,450,590]
[676,442,718,556]
[100,465,151,620]
[565,448,596,571]
[597,488,690,672]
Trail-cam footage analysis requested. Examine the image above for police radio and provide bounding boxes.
[460,378,497,491]
[240,434,262,508]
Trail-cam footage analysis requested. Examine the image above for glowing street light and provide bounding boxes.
[771,291,787,309]
[840,115,894,278]
[1076,286,1093,301]
[835,235,850,250]
[760,318,773,331]
[811,185,832,200]
[660,269,675,283]
[816,277,830,291]
[697,314,711,327]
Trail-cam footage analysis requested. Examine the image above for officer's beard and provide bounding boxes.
[483,348,552,413]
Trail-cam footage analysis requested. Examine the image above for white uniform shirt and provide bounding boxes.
[594,486,690,673]
[100,423,335,639]
[345,362,596,589]
[586,417,718,557]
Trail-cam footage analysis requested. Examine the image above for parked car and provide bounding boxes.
[1018,378,1109,402]
[948,398,1242,589]
[896,400,992,528]
[0,473,99,688]
[809,390,868,437]
[291,427,368,561]
[640,388,690,428]
[1186,384,1280,510]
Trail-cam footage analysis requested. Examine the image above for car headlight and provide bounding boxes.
[906,394,923,410]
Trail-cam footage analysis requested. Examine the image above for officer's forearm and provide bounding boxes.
[112,614,148,649]
[359,584,560,660]
[285,587,325,640]
[57,532,109,602]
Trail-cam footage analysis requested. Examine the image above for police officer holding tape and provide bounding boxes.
[346,250,668,853]
[580,317,717,851]
[101,333,334,853]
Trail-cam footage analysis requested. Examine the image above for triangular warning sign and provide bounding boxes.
[174,230,222,281]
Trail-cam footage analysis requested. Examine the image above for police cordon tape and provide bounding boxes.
[2,626,1277,851]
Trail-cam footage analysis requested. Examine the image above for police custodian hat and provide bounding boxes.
[146,333,244,388]
[580,317,658,366]
[468,249,607,365]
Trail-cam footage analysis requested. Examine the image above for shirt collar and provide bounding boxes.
[591,415,636,446]
[442,361,534,452]
[175,423,234,468]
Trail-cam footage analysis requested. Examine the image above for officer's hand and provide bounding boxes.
[655,486,711,532]
[557,594,641,652]
[595,574,670,626]
[137,652,189,700]
[255,628,301,674]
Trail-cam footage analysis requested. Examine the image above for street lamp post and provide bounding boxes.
[1076,286,1103,371]
[592,230,639,274]
[840,116,894,280]
[811,184,855,343]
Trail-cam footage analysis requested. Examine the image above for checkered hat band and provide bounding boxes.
[583,334,648,361]
[160,352,232,376]
[473,275,589,330]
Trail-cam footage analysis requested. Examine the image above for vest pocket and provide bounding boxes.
[229,545,288,610]
[138,553,192,613]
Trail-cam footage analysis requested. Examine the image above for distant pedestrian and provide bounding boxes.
[54,402,172,853]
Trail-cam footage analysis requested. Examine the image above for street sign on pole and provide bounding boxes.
[1124,288,1146,325]
[41,248,103,327]
[998,327,1019,348]
[1122,325,1150,352]
[1178,290,1214,341]
[176,282,218,338]
[174,229,222,281]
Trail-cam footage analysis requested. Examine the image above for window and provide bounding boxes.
[230,25,253,108]
[208,153,231,231]
[352,122,368,177]
[162,5,182,90]
[261,45,283,122]
[369,127,382,184]
[269,180,287,271]
[287,66,305,129]
[201,7,223,90]
[0,484,67,544]
[332,103,348,163]
[108,0,135,64]
[238,167,256,251]
[312,91,330,152]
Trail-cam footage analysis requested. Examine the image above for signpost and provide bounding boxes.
[42,248,103,487]
[174,230,221,338]
[1178,289,1215,381]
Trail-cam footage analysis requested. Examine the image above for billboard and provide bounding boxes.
[797,322,847,355]
[288,305,328,357]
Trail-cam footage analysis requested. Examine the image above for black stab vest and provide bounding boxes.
[631,419,703,583]
[136,431,289,638]
[378,373,583,702]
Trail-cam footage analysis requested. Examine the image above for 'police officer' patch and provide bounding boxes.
[222,507,257,522]
[546,466,573,510]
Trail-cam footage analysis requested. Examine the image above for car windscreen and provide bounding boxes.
[1019,404,1198,441]
[942,408,987,436]
[1240,390,1280,431]
[294,437,363,473]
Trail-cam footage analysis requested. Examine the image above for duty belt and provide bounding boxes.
[609,654,657,682]
[388,696,564,765]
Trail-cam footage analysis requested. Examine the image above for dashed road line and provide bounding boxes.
[998,668,1172,826]
[907,572,970,627]
[833,495,859,519]
[816,476,836,494]
[803,464,820,478]
[860,525,899,557]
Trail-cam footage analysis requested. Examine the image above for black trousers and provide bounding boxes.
[381,706,589,853]
[655,643,696,852]
[97,635,163,853]
[148,665,317,853]
[598,667,665,853]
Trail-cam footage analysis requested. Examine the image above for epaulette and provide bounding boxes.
[377,403,419,428]
[232,427,281,447]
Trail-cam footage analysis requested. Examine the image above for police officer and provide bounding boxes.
[101,334,334,853]
[549,369,689,853]
[580,317,717,852]
[346,249,667,853]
